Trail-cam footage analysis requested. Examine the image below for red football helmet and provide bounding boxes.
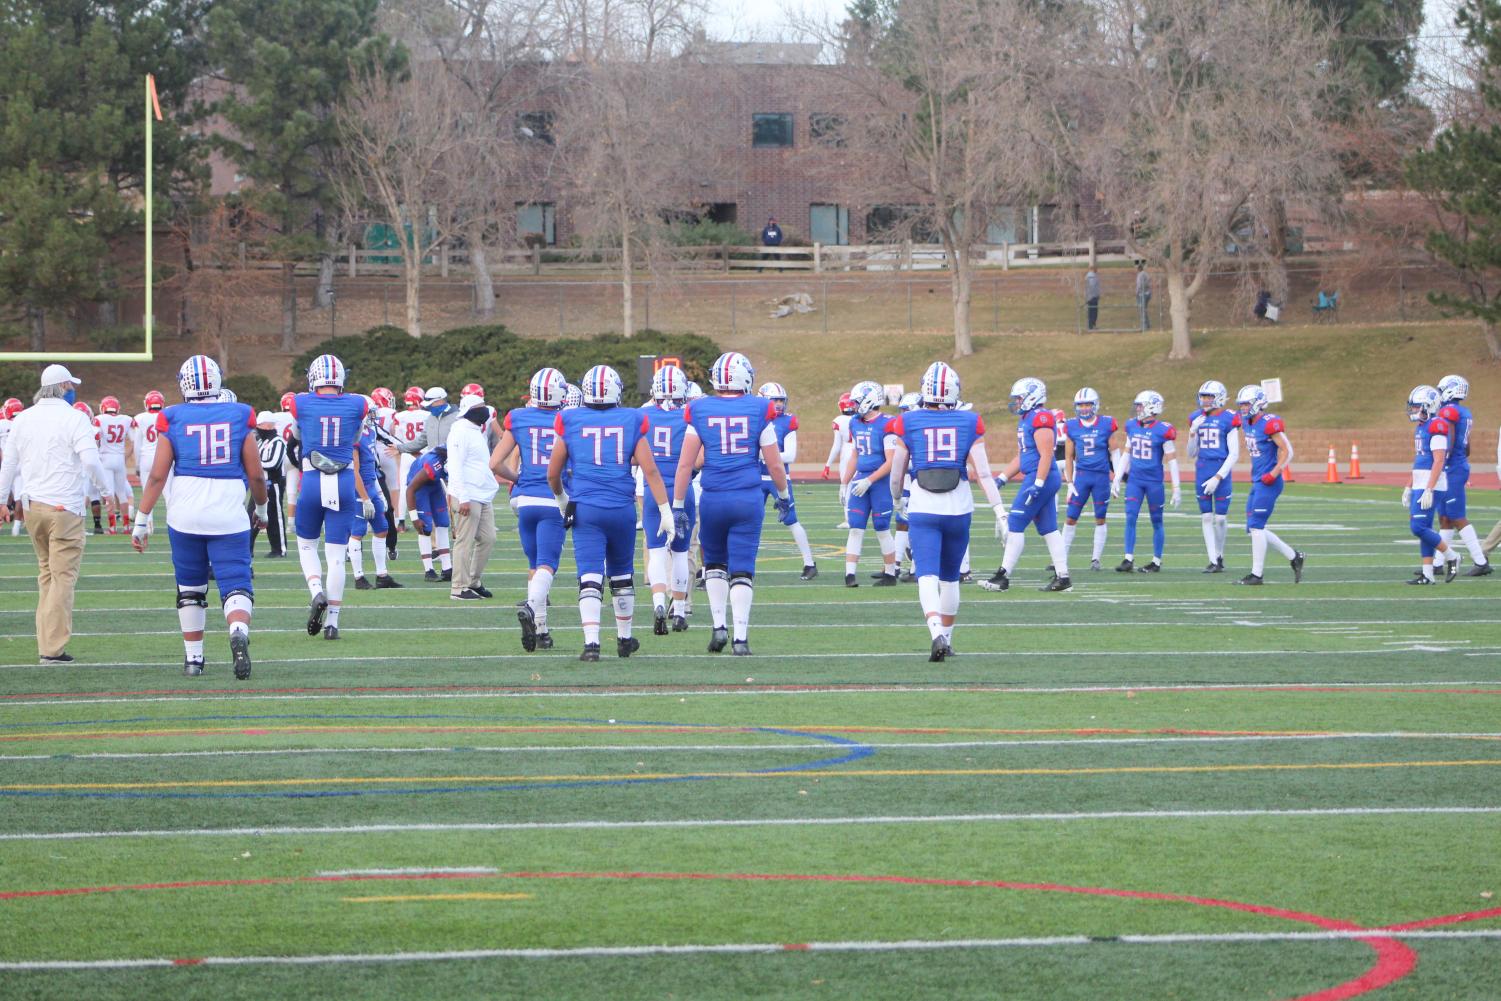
[74,401,94,418]
[461,382,484,400]
[280,392,296,412]
[3,398,22,419]
[100,396,121,415]
[838,391,855,416]
[143,390,166,412]
[371,387,396,409]
[403,385,424,409]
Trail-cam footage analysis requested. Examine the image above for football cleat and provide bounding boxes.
[441,568,453,582]
[323,625,339,640]
[1236,574,1264,585]
[354,575,373,591]
[424,569,440,582]
[873,572,898,587]
[1203,562,1223,574]
[230,632,251,680]
[1116,559,1134,573]
[580,643,601,662]
[1217,556,1226,570]
[1406,576,1435,585]
[536,632,553,649]
[800,564,819,581]
[617,636,640,658]
[1138,561,1162,573]
[306,593,329,636]
[653,607,669,636]
[375,574,404,588]
[1090,559,1102,571]
[844,574,858,588]
[929,636,951,663]
[1041,576,1073,592]
[958,571,974,583]
[671,615,689,632]
[979,567,1009,592]
[1290,551,1305,583]
[899,570,917,583]
[1446,556,1461,583]
[708,627,729,653]
[1466,562,1493,577]
[731,640,751,656]
[517,605,538,651]
[183,657,205,677]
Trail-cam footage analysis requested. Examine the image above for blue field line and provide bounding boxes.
[0,725,876,800]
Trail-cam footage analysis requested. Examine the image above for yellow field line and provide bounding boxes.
[341,893,533,904]
[6,759,1501,791]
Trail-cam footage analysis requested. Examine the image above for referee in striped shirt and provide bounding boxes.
[250,411,288,557]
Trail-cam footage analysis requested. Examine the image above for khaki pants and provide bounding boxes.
[27,505,85,658]
[450,500,496,593]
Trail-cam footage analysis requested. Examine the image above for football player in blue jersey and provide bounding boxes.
[346,400,403,591]
[758,382,819,580]
[491,367,569,651]
[548,364,674,662]
[887,362,1007,660]
[131,356,267,678]
[984,377,1072,592]
[289,354,375,639]
[1436,374,1490,576]
[642,365,695,633]
[1236,385,1306,585]
[1188,380,1241,573]
[842,380,900,586]
[1403,385,1459,584]
[404,447,451,582]
[672,351,793,655]
[1113,390,1180,573]
[1061,387,1121,572]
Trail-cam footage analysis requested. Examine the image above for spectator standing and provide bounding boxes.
[251,411,289,557]
[0,365,110,664]
[1084,266,1101,331]
[1135,262,1153,330]
[446,394,500,600]
[759,215,783,271]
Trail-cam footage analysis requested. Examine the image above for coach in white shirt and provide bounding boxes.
[446,395,501,600]
[0,365,110,663]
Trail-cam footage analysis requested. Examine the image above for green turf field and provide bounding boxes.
[1,482,1499,1000]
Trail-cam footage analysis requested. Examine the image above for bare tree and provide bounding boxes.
[182,202,283,371]
[1070,0,1346,359]
[828,0,1070,358]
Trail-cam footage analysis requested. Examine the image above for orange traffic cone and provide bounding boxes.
[1348,443,1364,479]
[1325,445,1341,483]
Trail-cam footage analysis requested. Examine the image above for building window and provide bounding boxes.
[706,202,738,225]
[809,204,848,246]
[809,113,845,146]
[866,204,936,243]
[752,113,794,148]
[516,202,555,246]
[516,111,555,144]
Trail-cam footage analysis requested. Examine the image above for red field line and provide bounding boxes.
[1380,905,1501,931]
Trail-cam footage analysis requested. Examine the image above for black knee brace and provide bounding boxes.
[609,574,635,596]
[176,589,208,609]
[221,587,254,608]
[729,570,754,588]
[578,576,604,600]
[704,563,729,584]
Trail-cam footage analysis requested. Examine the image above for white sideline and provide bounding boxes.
[3,805,1498,842]
[3,928,1500,971]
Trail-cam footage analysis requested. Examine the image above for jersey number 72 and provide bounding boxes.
[706,416,751,455]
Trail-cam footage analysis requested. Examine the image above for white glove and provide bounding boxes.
[556,491,570,519]
[1419,488,1434,510]
[658,502,676,546]
[1189,414,1205,433]
[508,493,520,513]
[361,497,375,520]
[132,511,150,547]
[851,477,873,497]
[1170,486,1181,509]
[1066,481,1078,501]
[1110,478,1121,500]
[254,502,268,524]
[1202,474,1222,494]
[992,502,1008,540]
[895,495,908,520]
[1401,486,1412,508]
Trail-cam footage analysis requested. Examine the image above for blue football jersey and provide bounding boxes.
[1411,415,1451,472]
[158,401,255,480]
[1064,415,1117,474]
[891,409,981,477]
[1244,413,1287,479]
[760,412,799,474]
[1015,408,1060,475]
[556,405,647,506]
[686,395,777,493]
[505,406,561,500]
[292,392,368,466]
[1438,403,1472,471]
[408,449,447,486]
[1190,409,1240,464]
[643,403,688,485]
[356,424,380,487]
[849,412,895,476]
[1125,418,1176,478]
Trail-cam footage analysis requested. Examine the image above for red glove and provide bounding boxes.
[1260,472,1277,485]
[821,465,831,480]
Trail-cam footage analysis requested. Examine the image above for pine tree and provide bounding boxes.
[1405,0,1501,358]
